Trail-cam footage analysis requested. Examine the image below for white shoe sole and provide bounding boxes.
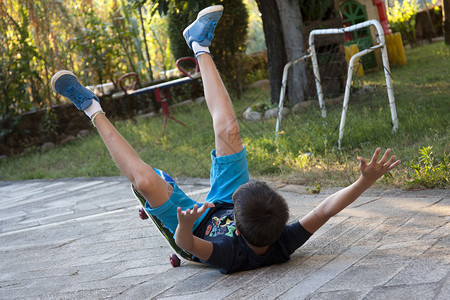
[51,70,76,91]
[182,5,224,37]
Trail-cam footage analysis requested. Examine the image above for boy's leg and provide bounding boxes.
[51,71,172,208]
[197,54,243,157]
[92,114,173,207]
[183,5,243,157]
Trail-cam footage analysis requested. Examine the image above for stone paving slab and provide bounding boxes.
[0,177,448,299]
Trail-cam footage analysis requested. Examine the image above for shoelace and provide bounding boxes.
[66,84,87,103]
[201,21,217,41]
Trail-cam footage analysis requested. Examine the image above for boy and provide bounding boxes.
[51,5,400,274]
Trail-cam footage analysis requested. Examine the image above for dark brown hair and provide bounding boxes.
[232,180,289,247]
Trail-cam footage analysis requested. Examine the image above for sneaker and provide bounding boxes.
[51,70,99,111]
[183,5,224,50]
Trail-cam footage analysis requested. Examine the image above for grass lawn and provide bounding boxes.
[1,42,449,189]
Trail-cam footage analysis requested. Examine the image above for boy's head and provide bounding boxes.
[232,180,289,247]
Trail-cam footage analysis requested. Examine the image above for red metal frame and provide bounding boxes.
[118,57,199,135]
[154,87,188,135]
[175,57,200,79]
[118,72,139,95]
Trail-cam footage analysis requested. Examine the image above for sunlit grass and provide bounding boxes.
[1,42,449,189]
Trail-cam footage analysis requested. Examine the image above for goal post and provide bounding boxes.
[275,19,399,149]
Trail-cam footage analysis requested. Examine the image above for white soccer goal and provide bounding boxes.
[275,19,399,149]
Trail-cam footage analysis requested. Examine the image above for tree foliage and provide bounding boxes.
[0,0,176,127]
[1,1,45,121]
[132,0,249,96]
[0,0,249,131]
[387,0,418,44]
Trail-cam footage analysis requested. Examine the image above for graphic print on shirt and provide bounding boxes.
[204,209,236,238]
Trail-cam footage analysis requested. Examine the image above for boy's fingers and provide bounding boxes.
[358,156,366,165]
[198,202,215,213]
[205,202,215,208]
[379,148,391,164]
[388,159,401,170]
[370,148,382,163]
[358,157,367,171]
[385,155,397,167]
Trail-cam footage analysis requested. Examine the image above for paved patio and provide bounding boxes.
[0,177,448,299]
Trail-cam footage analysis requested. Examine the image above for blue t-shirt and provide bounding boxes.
[194,203,312,274]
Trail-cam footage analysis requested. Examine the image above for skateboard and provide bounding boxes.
[132,184,201,267]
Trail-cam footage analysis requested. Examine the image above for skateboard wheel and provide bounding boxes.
[170,254,181,267]
[138,208,149,220]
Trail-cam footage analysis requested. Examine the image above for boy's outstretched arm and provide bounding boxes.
[175,203,215,261]
[300,148,401,234]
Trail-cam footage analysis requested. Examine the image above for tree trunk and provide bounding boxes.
[138,6,154,81]
[444,0,450,45]
[275,0,307,106]
[255,0,286,104]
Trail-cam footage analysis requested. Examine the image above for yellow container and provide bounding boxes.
[345,44,365,77]
[385,32,407,65]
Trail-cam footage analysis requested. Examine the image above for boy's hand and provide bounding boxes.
[177,203,215,227]
[300,147,401,234]
[358,148,401,185]
[175,203,215,259]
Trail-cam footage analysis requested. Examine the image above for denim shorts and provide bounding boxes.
[144,147,249,234]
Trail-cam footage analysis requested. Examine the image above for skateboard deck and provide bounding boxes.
[131,184,201,267]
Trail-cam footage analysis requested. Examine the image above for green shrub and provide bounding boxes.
[167,2,199,62]
[167,0,248,97]
[407,146,449,189]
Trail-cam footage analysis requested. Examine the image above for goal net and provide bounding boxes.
[275,19,398,149]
